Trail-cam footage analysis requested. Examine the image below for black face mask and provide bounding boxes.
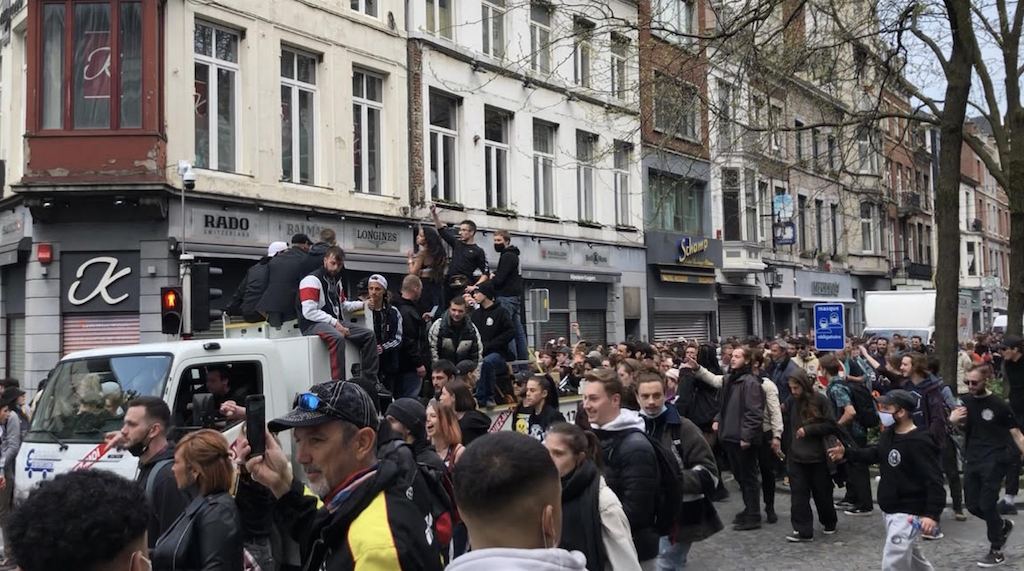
[494,244,506,253]
[127,431,152,458]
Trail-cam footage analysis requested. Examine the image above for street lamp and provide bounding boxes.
[763,264,781,338]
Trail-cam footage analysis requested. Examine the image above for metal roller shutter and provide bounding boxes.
[7,317,24,384]
[653,313,709,342]
[576,310,606,346]
[719,304,752,340]
[539,313,570,347]
[63,314,141,355]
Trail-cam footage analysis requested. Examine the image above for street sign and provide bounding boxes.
[773,221,796,246]
[813,303,845,351]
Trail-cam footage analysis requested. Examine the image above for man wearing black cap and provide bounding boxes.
[828,389,944,570]
[241,381,441,571]
[470,282,514,408]
[258,233,314,326]
[950,362,1024,567]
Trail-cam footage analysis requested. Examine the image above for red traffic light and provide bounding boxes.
[162,288,180,310]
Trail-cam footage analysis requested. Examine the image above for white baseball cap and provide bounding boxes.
[368,274,388,289]
[267,241,288,257]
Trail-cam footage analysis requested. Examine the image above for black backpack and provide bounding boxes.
[417,461,459,550]
[844,379,880,429]
[611,430,682,536]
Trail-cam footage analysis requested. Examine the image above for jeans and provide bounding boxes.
[478,353,506,405]
[724,442,761,522]
[789,460,837,537]
[496,296,528,361]
[301,321,379,383]
[966,461,1009,549]
[657,536,691,570]
[399,371,423,399]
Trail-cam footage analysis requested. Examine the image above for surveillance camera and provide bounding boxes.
[183,169,196,191]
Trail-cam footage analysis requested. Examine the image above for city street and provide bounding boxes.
[686,479,1024,570]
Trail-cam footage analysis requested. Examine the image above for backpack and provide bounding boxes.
[417,461,460,549]
[843,380,880,429]
[611,430,682,537]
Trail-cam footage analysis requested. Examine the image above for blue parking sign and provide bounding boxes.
[813,303,845,351]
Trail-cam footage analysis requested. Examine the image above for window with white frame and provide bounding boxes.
[576,131,596,221]
[530,3,552,74]
[483,107,509,209]
[827,134,836,171]
[794,119,804,161]
[811,129,820,168]
[353,70,383,194]
[281,48,317,185]
[610,35,628,100]
[429,91,458,202]
[717,81,735,150]
[194,22,239,172]
[614,142,631,226]
[860,202,873,252]
[654,73,699,140]
[744,169,757,241]
[481,0,505,58]
[721,168,741,241]
[573,19,594,88]
[857,127,877,173]
[653,0,694,40]
[533,120,556,217]
[426,0,452,39]
[351,0,378,18]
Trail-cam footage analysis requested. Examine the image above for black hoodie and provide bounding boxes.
[227,256,272,319]
[845,427,945,519]
[393,295,430,374]
[458,410,493,445]
[471,301,515,361]
[491,245,523,298]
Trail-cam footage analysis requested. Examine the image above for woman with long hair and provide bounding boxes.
[441,379,492,446]
[785,368,838,542]
[427,400,464,470]
[152,429,243,571]
[409,225,448,318]
[545,422,641,571]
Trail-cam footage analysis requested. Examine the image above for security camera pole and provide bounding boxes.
[177,160,196,337]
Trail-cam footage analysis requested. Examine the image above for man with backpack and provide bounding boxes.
[637,371,722,570]
[822,354,876,517]
[583,368,670,570]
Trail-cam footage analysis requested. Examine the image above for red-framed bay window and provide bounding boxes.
[25,0,164,181]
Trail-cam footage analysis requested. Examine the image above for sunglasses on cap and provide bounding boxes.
[294,392,345,418]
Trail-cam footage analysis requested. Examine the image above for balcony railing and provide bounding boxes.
[897,191,927,216]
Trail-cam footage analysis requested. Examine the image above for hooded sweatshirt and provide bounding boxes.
[491,245,524,298]
[449,548,586,571]
[591,409,660,562]
[904,374,949,448]
[458,410,493,446]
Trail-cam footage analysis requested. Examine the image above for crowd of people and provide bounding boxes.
[7,205,1024,571]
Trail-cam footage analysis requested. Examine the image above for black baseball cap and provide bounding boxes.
[1004,335,1023,351]
[878,389,915,412]
[291,233,313,245]
[269,381,379,432]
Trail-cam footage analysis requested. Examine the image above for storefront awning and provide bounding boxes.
[0,237,31,267]
[189,243,266,260]
[345,252,410,276]
[719,284,760,296]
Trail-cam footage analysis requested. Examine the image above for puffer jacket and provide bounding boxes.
[592,409,660,562]
[715,366,765,446]
[428,311,482,373]
[151,492,243,571]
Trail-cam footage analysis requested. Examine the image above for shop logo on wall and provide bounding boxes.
[678,236,714,267]
[61,252,140,313]
[191,208,259,241]
[584,251,609,266]
[540,246,569,261]
[352,225,399,251]
[811,281,840,296]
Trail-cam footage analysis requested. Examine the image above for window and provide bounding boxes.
[717,81,735,150]
[481,0,505,58]
[769,104,782,152]
[653,0,694,39]
[648,170,704,234]
[860,202,873,252]
[654,73,698,140]
[798,194,807,250]
[830,203,838,253]
[721,168,741,241]
[353,70,383,194]
[429,92,458,202]
[794,120,804,161]
[815,199,824,251]
[483,108,509,209]
[744,169,757,241]
[533,120,556,217]
[573,19,593,88]
[195,22,239,172]
[39,1,143,130]
[614,142,630,226]
[425,0,452,39]
[610,35,628,100]
[925,225,932,264]
[827,134,836,170]
[530,3,552,74]
[576,131,596,221]
[879,213,888,254]
[811,129,821,168]
[856,127,876,173]
[281,49,316,184]
[351,0,378,17]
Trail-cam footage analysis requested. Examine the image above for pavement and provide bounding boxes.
[684,478,1024,570]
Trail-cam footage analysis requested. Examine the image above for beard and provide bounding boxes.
[305,465,331,498]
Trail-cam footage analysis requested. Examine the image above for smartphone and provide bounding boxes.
[245,395,266,458]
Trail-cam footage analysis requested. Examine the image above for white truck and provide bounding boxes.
[862,290,937,344]
[16,320,579,498]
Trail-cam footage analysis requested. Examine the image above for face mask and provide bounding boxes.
[879,411,896,427]
[127,427,154,458]
[494,244,506,253]
[641,404,668,418]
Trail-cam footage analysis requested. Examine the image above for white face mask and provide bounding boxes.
[879,411,896,427]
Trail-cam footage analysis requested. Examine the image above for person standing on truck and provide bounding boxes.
[395,275,431,399]
[365,274,403,395]
[226,241,287,323]
[299,246,380,386]
[469,282,514,408]
[301,228,338,276]
[258,233,313,326]
[431,204,489,307]
[490,230,527,363]
[107,397,190,549]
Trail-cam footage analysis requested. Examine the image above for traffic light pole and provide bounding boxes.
[180,254,194,339]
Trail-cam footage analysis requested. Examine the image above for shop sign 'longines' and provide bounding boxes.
[61,252,140,313]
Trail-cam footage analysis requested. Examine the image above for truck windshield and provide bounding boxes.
[28,354,172,443]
